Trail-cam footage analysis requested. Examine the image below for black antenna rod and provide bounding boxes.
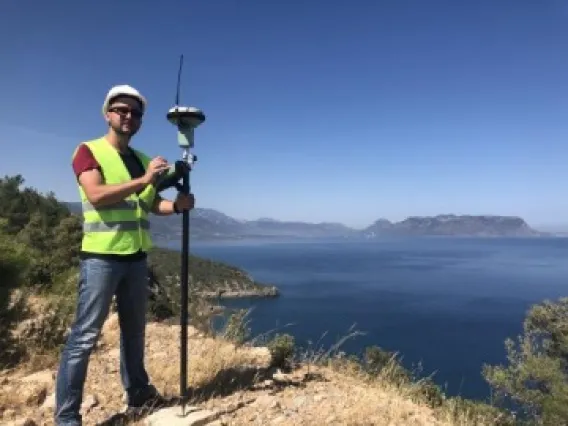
[167,51,205,416]
[176,51,190,416]
[175,54,184,107]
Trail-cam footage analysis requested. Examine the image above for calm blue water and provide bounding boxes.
[169,237,568,402]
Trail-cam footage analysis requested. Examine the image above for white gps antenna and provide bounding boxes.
[167,54,206,416]
[167,54,206,164]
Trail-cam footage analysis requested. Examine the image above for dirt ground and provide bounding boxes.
[0,314,464,426]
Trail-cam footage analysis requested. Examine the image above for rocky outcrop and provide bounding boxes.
[198,286,280,299]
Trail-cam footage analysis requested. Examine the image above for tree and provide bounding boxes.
[0,219,30,365]
[483,298,568,425]
[50,215,82,272]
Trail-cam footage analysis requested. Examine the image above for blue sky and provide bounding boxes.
[2,0,568,229]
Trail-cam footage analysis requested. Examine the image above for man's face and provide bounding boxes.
[105,96,144,137]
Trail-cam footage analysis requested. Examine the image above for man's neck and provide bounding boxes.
[105,131,131,154]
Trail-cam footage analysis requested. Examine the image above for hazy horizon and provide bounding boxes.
[61,198,568,232]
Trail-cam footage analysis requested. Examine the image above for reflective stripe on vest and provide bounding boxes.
[83,218,150,232]
[73,137,157,255]
[81,199,151,214]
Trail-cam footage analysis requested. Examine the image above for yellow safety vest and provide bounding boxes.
[72,136,157,254]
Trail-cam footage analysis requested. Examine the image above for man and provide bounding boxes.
[55,85,194,425]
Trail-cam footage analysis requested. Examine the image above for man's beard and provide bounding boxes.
[111,122,139,137]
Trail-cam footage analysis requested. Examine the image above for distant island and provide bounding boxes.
[362,214,545,238]
[64,202,547,241]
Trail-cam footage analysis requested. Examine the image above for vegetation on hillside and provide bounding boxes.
[148,247,278,296]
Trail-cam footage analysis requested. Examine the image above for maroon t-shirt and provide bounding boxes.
[73,143,148,261]
[72,143,146,183]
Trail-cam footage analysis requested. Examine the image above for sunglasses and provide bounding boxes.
[109,106,143,119]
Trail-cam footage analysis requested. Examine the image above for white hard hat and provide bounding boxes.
[102,84,147,116]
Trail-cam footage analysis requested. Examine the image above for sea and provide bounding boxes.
[166,236,568,402]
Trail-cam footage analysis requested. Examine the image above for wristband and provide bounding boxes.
[173,202,180,214]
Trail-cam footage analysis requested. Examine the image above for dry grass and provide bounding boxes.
[142,319,272,397]
[294,366,447,425]
[319,355,511,426]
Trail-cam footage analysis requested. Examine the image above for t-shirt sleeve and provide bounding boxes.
[72,144,100,179]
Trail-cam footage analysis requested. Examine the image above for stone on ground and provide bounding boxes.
[145,406,219,426]
[3,418,37,426]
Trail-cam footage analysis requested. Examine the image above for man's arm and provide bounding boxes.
[73,143,152,208]
[151,194,177,216]
[79,169,150,207]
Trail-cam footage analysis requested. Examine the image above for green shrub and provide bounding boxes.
[440,396,516,426]
[483,297,568,425]
[362,345,411,384]
[17,297,74,353]
[221,308,251,345]
[267,333,295,368]
[0,222,31,365]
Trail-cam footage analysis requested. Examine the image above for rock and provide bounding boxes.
[145,406,219,426]
[106,348,120,359]
[81,394,98,412]
[41,393,55,410]
[271,415,287,424]
[326,415,338,423]
[2,408,16,419]
[222,401,246,414]
[20,369,54,385]
[314,394,325,402]
[292,396,307,409]
[247,347,271,367]
[4,418,37,426]
[272,370,302,384]
[253,379,273,390]
[21,384,48,406]
[105,364,118,374]
[12,369,53,407]
[252,394,276,407]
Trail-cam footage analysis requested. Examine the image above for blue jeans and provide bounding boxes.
[55,257,153,425]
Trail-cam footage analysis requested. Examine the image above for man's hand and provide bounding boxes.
[151,192,195,216]
[174,192,195,212]
[143,156,170,184]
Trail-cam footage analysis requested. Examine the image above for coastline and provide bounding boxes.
[197,286,280,299]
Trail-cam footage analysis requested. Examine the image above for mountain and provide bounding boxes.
[243,218,355,238]
[362,214,545,237]
[151,207,248,241]
[64,203,546,241]
[64,203,357,242]
[150,211,357,242]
